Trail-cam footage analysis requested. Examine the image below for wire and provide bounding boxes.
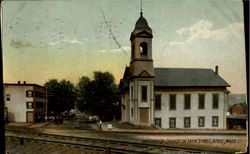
[100,9,127,55]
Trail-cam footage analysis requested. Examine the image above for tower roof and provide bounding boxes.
[135,12,150,28]
[130,12,152,40]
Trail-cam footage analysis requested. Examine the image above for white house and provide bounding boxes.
[119,11,230,129]
[4,81,47,123]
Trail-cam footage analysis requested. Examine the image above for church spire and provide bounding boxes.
[140,0,143,16]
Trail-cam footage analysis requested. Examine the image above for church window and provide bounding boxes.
[141,85,147,102]
[198,116,205,127]
[155,94,161,110]
[169,94,176,110]
[131,86,134,101]
[131,108,133,117]
[155,118,161,127]
[132,44,135,59]
[198,94,205,109]
[140,42,147,56]
[212,94,219,109]
[169,117,176,128]
[184,117,191,128]
[212,116,218,127]
[184,94,191,109]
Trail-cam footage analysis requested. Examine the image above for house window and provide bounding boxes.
[184,117,191,128]
[26,90,33,97]
[198,94,205,109]
[198,117,205,127]
[155,118,161,127]
[169,94,176,110]
[141,85,147,102]
[184,94,191,109]
[26,102,33,109]
[212,116,219,127]
[155,94,161,110]
[213,94,219,109]
[140,42,148,56]
[6,94,10,101]
[169,117,176,128]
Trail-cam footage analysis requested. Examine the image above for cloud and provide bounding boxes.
[99,46,130,53]
[169,41,186,46]
[49,38,83,46]
[10,38,84,49]
[10,40,36,48]
[169,20,244,46]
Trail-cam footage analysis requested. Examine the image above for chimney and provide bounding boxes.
[215,66,218,75]
[23,81,26,84]
[17,81,21,84]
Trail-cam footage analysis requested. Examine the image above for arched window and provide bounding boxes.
[140,42,147,56]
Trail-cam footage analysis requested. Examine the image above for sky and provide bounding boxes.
[2,0,246,94]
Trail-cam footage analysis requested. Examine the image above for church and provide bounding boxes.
[119,11,230,129]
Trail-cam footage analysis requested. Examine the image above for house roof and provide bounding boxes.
[4,83,45,88]
[118,66,130,90]
[154,68,230,87]
[227,115,247,120]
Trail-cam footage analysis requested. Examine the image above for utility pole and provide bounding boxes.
[0,0,5,153]
[242,1,249,141]
[45,87,48,121]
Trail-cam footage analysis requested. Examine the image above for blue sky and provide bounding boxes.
[3,0,246,93]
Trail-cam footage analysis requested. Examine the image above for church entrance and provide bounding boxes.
[139,108,149,124]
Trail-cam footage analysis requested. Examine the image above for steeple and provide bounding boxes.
[140,0,143,16]
[130,12,152,41]
[129,8,154,76]
[127,5,155,127]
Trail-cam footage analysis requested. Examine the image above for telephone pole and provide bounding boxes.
[0,0,6,153]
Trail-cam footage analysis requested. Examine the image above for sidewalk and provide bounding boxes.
[7,122,33,127]
[7,122,51,128]
[28,122,51,128]
[100,122,119,131]
[100,122,247,135]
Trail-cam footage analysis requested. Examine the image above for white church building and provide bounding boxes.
[119,11,230,129]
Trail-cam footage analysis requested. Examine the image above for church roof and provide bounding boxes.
[131,12,152,39]
[154,68,230,87]
[135,12,151,29]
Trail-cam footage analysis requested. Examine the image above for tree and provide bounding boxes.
[239,102,247,114]
[44,79,76,115]
[74,76,90,112]
[75,71,120,121]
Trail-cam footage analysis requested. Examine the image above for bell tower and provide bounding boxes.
[128,10,154,126]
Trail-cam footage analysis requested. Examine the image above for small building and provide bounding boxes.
[119,11,230,129]
[4,81,47,123]
[226,103,247,129]
[227,115,247,129]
